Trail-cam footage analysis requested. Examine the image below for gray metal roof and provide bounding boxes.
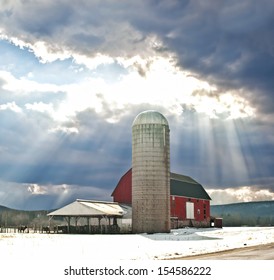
[170,172,211,200]
[132,110,169,126]
[119,204,132,219]
[47,200,124,217]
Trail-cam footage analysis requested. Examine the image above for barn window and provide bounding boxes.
[203,208,207,219]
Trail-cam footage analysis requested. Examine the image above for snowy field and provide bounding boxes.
[0,227,273,260]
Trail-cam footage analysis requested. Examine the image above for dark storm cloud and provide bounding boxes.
[2,0,273,116]
[0,104,132,191]
[17,2,73,37]
[170,111,274,191]
[133,0,274,115]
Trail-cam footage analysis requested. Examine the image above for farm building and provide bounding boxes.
[112,168,211,228]
[48,110,212,233]
[47,199,132,234]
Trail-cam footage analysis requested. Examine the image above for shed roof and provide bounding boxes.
[47,200,124,217]
[170,172,211,200]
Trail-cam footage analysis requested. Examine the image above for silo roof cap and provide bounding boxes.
[132,110,169,126]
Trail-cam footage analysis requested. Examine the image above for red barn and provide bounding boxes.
[112,168,211,227]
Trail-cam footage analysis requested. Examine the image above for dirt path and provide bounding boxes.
[174,242,274,260]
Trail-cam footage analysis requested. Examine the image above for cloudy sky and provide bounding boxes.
[0,0,274,210]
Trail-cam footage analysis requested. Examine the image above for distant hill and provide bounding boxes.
[0,205,10,212]
[211,201,274,226]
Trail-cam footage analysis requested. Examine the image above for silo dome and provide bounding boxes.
[132,110,169,126]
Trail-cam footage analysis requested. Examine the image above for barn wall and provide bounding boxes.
[170,196,210,222]
[112,170,132,204]
[113,171,211,227]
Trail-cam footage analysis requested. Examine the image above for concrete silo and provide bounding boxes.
[132,110,170,233]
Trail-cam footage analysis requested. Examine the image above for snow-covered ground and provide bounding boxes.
[0,227,273,260]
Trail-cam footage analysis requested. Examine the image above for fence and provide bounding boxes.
[0,226,45,234]
[0,224,123,234]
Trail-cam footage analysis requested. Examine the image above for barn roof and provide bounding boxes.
[47,200,124,217]
[111,168,131,197]
[112,168,211,201]
[170,173,211,200]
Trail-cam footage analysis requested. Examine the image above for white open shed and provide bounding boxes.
[47,199,126,234]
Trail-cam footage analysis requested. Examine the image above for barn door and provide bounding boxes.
[186,202,194,219]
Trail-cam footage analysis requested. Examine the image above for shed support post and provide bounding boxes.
[75,217,79,233]
[87,217,90,233]
[67,217,71,234]
[98,217,102,233]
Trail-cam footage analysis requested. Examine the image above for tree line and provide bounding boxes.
[216,213,274,227]
[211,201,274,227]
[0,209,52,228]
